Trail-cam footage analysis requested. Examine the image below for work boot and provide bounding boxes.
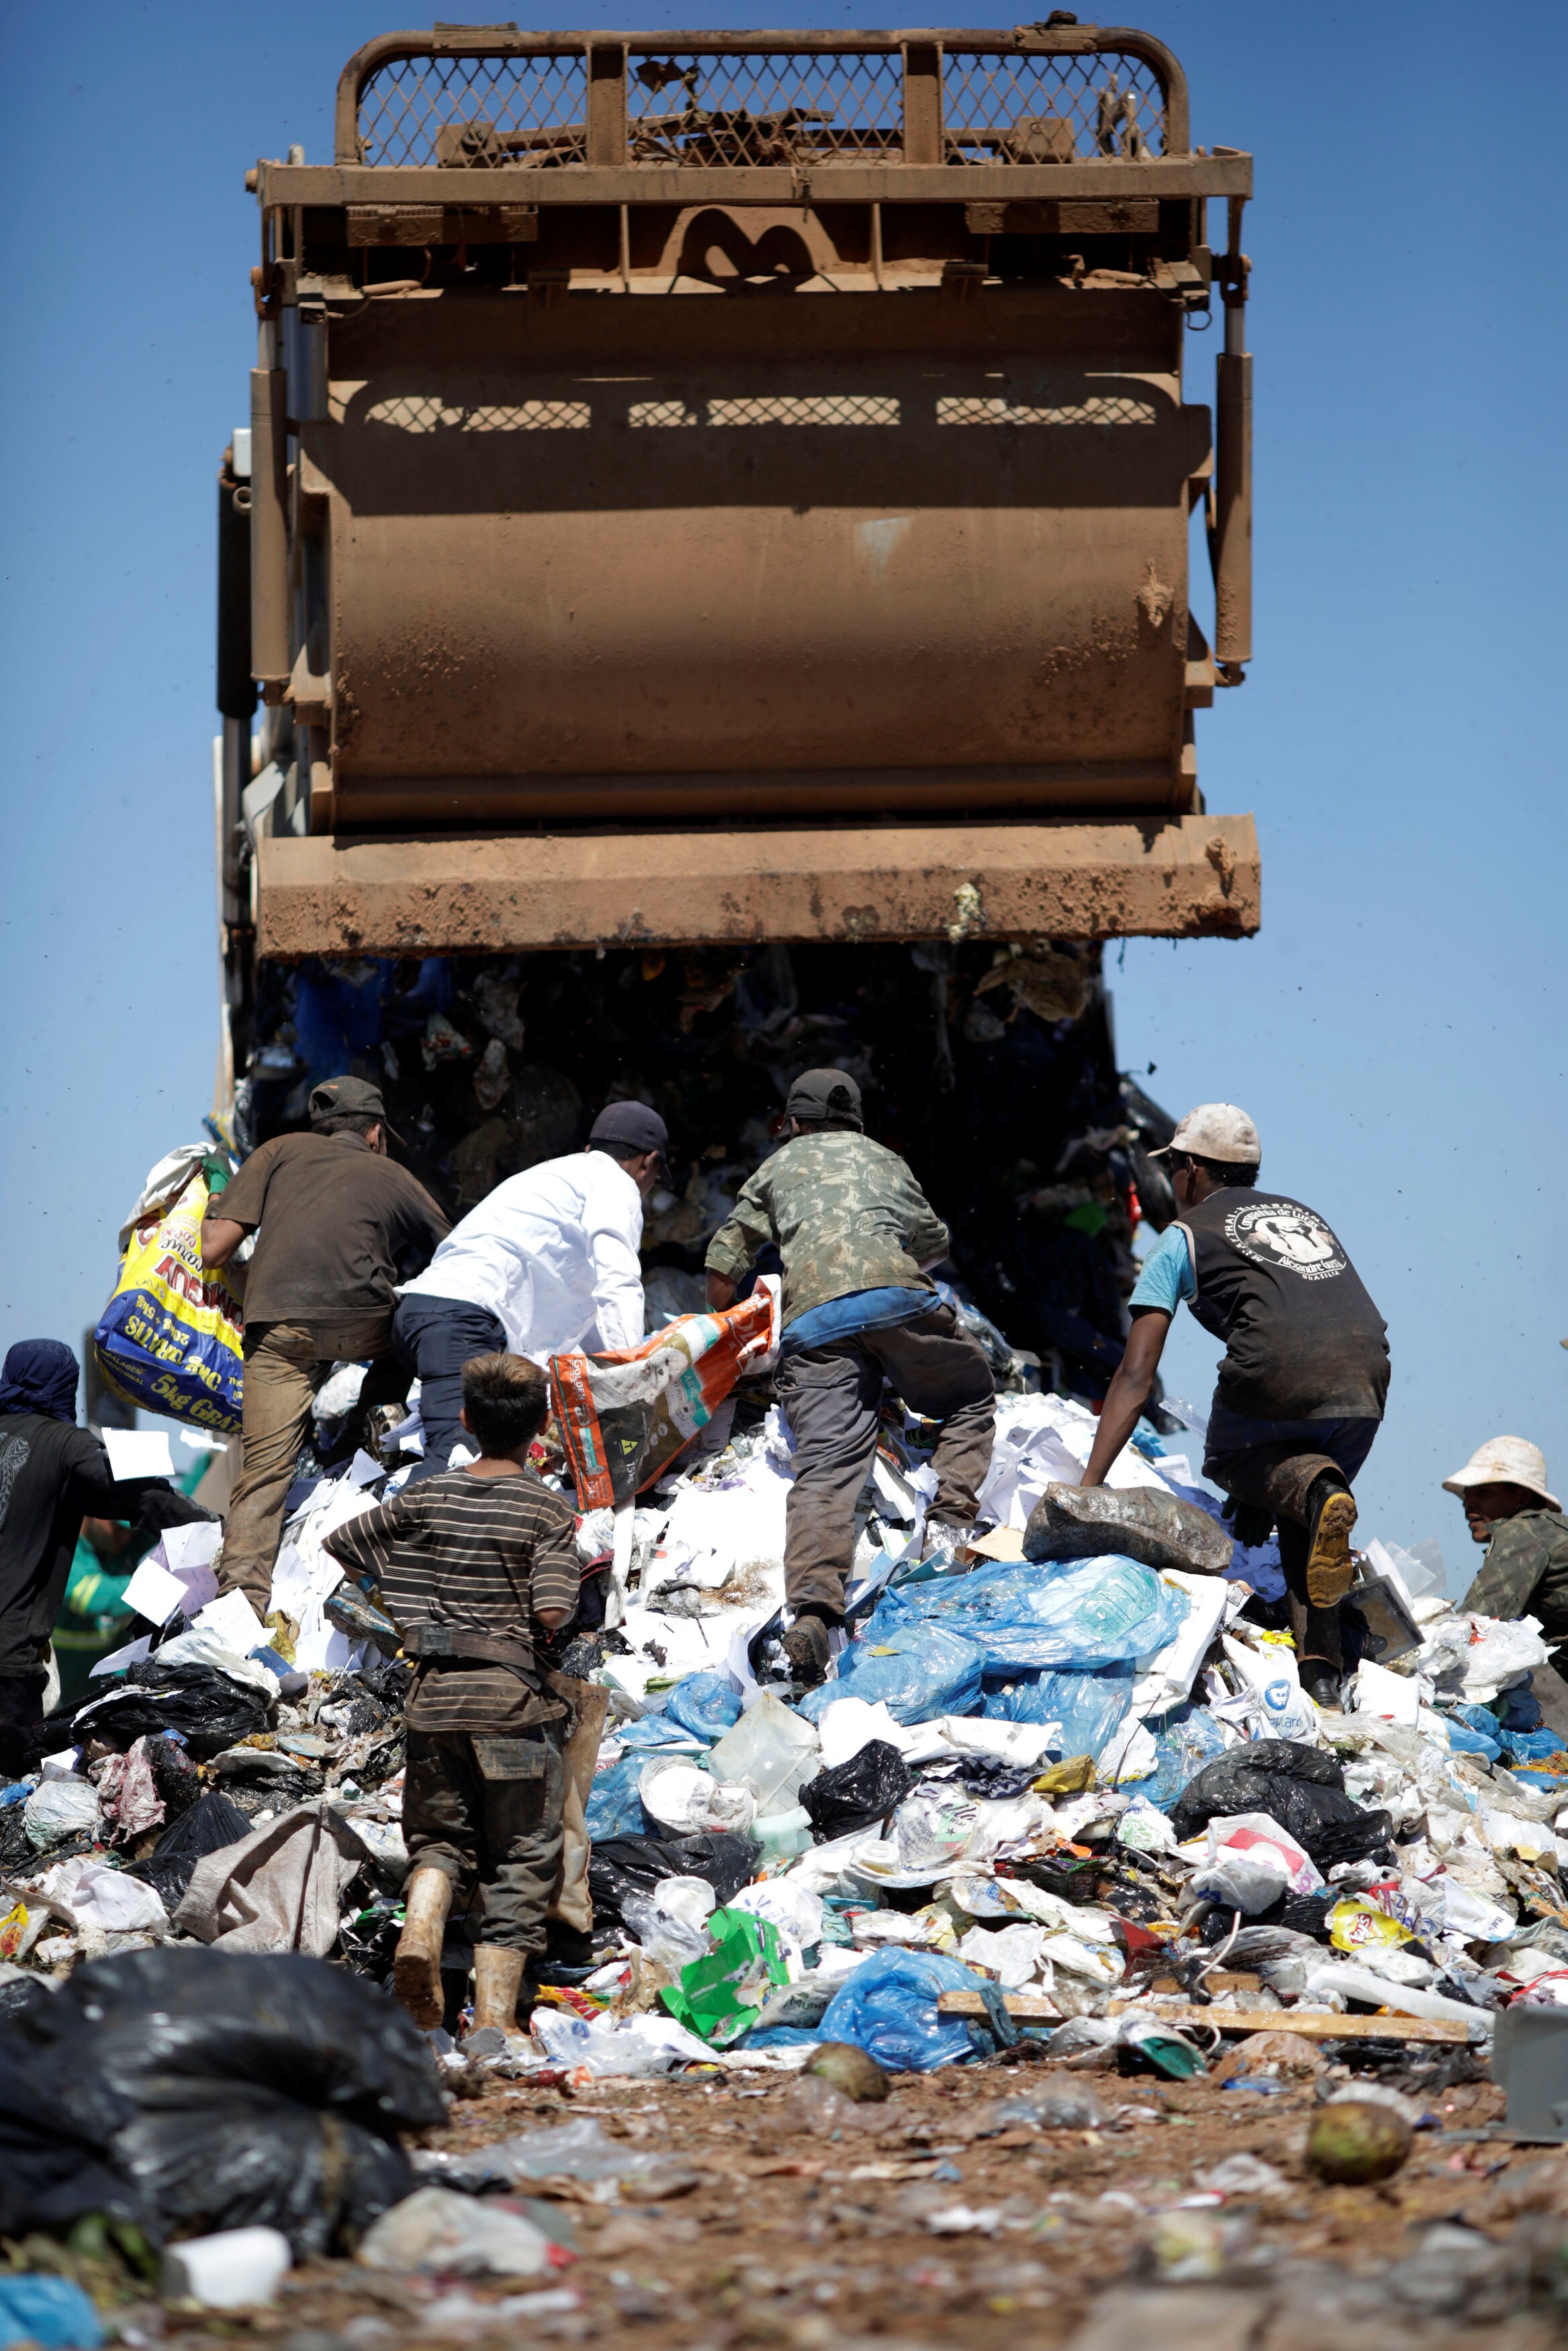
[1300,1660,1345,1714]
[393,1867,453,2029]
[469,1945,528,2039]
[1304,1478,1358,1608]
[781,1613,831,1691]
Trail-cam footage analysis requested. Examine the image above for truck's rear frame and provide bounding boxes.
[218,24,1256,1082]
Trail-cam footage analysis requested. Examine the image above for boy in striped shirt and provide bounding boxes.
[325,1351,579,2037]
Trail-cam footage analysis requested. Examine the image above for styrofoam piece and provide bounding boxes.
[159,2226,291,2308]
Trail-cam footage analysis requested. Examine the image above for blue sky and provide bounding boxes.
[1,1,1563,1579]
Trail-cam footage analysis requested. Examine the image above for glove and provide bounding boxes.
[132,1484,219,1536]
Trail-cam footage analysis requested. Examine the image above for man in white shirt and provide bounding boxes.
[391,1102,666,1483]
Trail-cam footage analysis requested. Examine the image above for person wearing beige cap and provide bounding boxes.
[1080,1102,1390,1709]
[1445,1438,1568,1664]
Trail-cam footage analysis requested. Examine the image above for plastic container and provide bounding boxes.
[753,1804,812,1864]
[705,1691,819,1810]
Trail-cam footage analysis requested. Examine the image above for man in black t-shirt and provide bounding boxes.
[1080,1103,1389,1710]
[0,1339,211,1773]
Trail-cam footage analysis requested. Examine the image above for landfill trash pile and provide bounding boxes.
[4,1300,1568,2344]
[11,962,1568,2342]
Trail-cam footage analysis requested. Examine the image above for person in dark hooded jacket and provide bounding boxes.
[0,1341,211,1773]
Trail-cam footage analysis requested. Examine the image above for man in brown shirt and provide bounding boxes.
[201,1076,449,1611]
[325,1353,580,2037]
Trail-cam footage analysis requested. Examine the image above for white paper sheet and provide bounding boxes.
[89,1634,152,1678]
[120,1557,191,1628]
[102,1428,175,1480]
[160,1521,224,1574]
[193,1587,267,1655]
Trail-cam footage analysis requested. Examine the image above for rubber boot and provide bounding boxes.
[1300,1659,1345,1714]
[782,1613,831,1691]
[471,1944,527,2038]
[393,1867,453,2029]
[1304,1475,1358,1609]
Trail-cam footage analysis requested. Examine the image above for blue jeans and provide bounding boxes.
[391,1294,510,1484]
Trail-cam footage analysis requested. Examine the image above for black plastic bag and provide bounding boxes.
[1170,1737,1392,1866]
[588,1830,759,1927]
[146,1732,202,1823]
[798,1741,915,1840]
[917,1754,1037,1802]
[0,1948,445,2254]
[63,1662,273,1759]
[125,1789,253,1911]
[1024,1482,1234,1577]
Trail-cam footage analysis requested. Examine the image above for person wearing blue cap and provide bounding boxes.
[392,1100,668,1484]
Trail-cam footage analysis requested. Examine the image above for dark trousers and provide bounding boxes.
[1205,1415,1381,1670]
[403,1721,565,1953]
[774,1303,995,1620]
[0,1673,46,1779]
[391,1295,510,1487]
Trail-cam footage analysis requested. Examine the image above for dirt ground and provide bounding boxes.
[130,2043,1568,2351]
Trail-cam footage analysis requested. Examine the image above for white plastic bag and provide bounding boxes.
[24,1777,100,1853]
[1221,1630,1320,1740]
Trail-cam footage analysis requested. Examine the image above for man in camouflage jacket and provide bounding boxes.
[705,1069,995,1685]
[1447,1435,1568,1665]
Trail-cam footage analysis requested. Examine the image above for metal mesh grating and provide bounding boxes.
[357,54,590,168]
[350,44,1170,171]
[941,52,1166,162]
[627,51,905,166]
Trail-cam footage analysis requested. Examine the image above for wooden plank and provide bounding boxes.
[935,1992,1477,2044]
[1116,2002,1476,2044]
[937,1992,1061,2022]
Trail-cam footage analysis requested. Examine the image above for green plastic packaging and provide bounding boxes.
[658,1906,792,2045]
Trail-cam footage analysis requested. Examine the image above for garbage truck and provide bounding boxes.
[211,21,1258,1392]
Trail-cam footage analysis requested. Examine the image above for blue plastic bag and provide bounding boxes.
[586,1750,653,1840]
[0,2277,103,2350]
[1502,1725,1568,1765]
[802,1593,987,1724]
[817,1947,997,2072]
[984,1660,1136,1759]
[1442,1707,1503,1761]
[1497,1685,1543,1732]
[886,1554,1189,1674]
[1139,1703,1228,1812]
[664,1671,743,1742]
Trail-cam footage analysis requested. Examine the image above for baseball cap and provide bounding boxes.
[1442,1437,1559,1511]
[786,1068,864,1128]
[588,1100,669,1157]
[1149,1102,1261,1165]
[308,1075,403,1145]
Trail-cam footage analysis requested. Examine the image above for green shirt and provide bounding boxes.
[704,1130,950,1330]
[1463,1505,1568,1658]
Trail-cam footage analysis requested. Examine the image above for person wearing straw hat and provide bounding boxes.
[1080,1102,1389,1711]
[1446,1437,1568,1663]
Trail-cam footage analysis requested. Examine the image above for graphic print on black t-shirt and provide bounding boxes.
[1179,1188,1389,1421]
[1224,1201,1348,1284]
[0,1433,31,1532]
